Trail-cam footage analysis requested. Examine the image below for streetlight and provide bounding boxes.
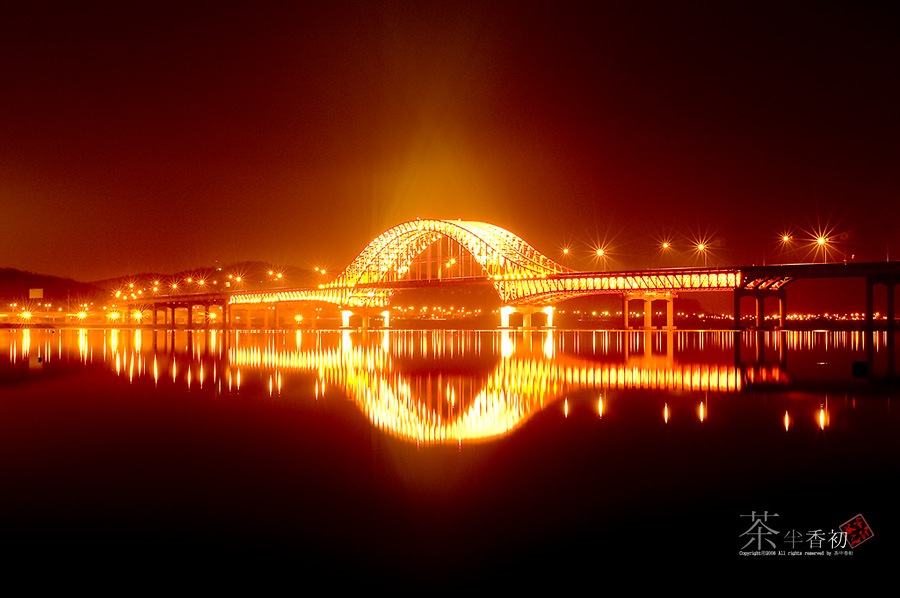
[816,236,828,264]
[592,244,611,272]
[777,233,793,264]
[654,237,675,267]
[596,248,605,271]
[696,243,708,267]
[803,221,837,264]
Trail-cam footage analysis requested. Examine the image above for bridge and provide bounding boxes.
[114,219,900,331]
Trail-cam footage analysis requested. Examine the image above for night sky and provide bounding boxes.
[2,1,898,282]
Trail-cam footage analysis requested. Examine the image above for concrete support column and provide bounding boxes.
[204,305,210,329]
[381,310,391,328]
[152,309,158,327]
[888,283,896,332]
[865,277,874,330]
[499,306,554,329]
[342,310,353,329]
[777,291,786,329]
[185,305,193,329]
[522,312,532,329]
[734,289,788,330]
[624,292,675,330]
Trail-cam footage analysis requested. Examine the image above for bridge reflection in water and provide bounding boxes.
[18,327,894,445]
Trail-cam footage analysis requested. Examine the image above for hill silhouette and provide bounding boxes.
[0,268,103,303]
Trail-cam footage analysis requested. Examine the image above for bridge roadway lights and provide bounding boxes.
[622,292,675,330]
[500,306,554,329]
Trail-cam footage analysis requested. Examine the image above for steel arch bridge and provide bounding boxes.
[231,219,741,309]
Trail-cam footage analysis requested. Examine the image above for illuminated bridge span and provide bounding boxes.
[122,219,900,331]
[232,219,741,328]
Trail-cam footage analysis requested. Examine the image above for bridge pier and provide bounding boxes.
[341,309,390,329]
[733,289,786,330]
[866,275,899,330]
[236,305,255,329]
[500,306,554,329]
[623,292,674,330]
[263,305,276,329]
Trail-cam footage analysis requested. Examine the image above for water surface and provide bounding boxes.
[2,328,897,580]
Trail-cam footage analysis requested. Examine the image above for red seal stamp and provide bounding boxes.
[840,514,873,548]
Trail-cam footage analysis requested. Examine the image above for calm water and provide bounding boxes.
[2,327,898,580]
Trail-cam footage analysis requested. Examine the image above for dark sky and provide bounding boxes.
[2,1,898,282]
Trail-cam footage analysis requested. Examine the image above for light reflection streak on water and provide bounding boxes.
[79,329,88,363]
[6,329,885,444]
[223,333,748,443]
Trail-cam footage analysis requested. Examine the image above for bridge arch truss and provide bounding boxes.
[231,219,741,309]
